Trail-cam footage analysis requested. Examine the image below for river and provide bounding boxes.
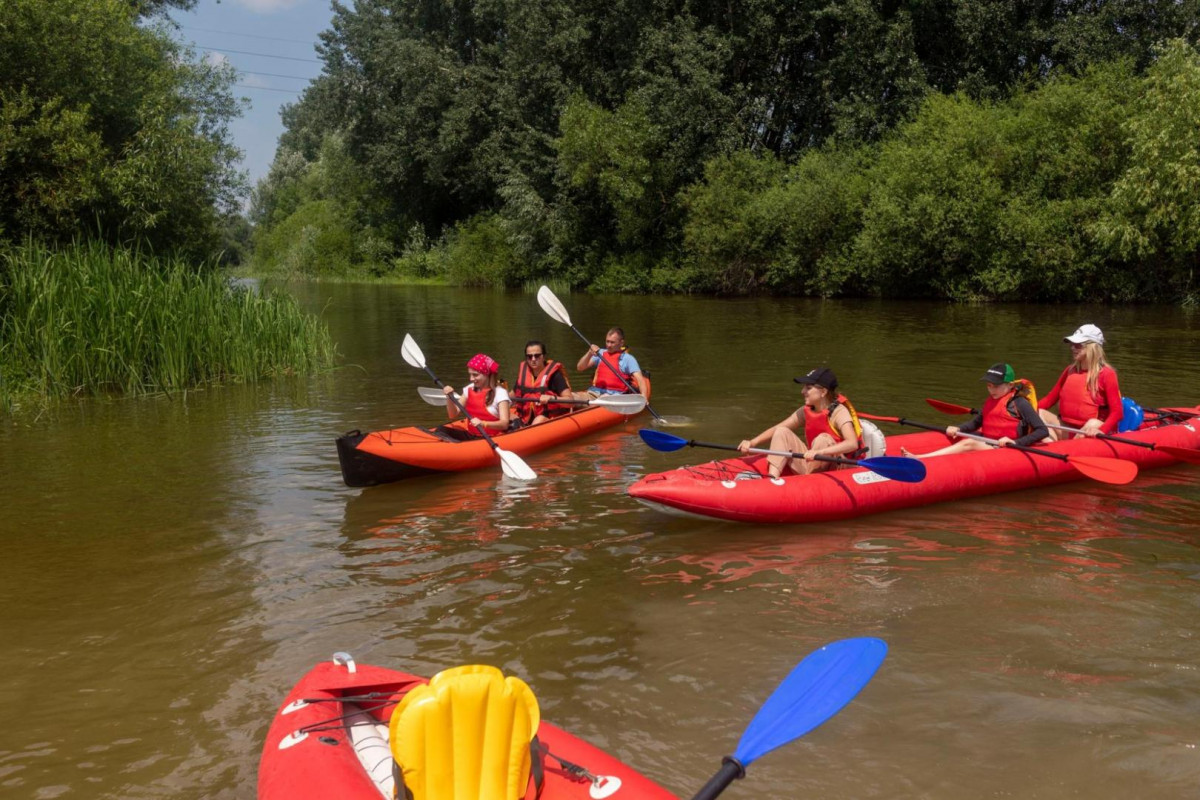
[2,285,1199,799]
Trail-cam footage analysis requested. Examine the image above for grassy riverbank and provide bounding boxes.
[0,241,336,410]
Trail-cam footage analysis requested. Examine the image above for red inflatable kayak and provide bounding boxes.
[628,408,1200,524]
[338,386,648,487]
[259,654,676,800]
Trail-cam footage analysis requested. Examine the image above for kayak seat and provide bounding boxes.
[389,664,542,800]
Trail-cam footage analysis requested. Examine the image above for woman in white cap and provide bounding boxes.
[1038,324,1123,439]
[736,367,863,479]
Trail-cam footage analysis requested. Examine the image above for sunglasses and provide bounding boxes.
[525,353,545,359]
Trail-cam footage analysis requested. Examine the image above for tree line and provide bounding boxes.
[251,0,1200,302]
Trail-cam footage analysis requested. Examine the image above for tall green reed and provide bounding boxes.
[0,240,335,408]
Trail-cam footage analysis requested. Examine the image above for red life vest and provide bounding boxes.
[513,360,571,423]
[463,386,500,437]
[592,350,634,393]
[979,393,1022,440]
[801,396,863,456]
[1058,369,1104,427]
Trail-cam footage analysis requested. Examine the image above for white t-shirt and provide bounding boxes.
[462,384,511,417]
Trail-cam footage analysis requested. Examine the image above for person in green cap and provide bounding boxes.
[901,363,1049,458]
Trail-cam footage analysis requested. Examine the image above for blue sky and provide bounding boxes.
[168,0,338,195]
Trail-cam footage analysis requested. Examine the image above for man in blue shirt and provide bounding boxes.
[575,327,648,397]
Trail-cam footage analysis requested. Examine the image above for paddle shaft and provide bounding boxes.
[1045,423,1200,463]
[886,417,1079,463]
[689,758,745,800]
[689,438,865,469]
[424,370,508,453]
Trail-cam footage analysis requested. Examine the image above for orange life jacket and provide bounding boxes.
[463,386,500,437]
[592,349,634,393]
[512,360,571,423]
[980,379,1037,440]
[1059,369,1104,427]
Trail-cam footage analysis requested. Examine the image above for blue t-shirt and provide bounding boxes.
[588,352,641,394]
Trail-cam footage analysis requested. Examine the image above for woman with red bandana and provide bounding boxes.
[1038,324,1123,440]
[443,353,512,437]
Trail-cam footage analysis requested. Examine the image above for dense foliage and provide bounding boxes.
[251,0,1200,301]
[0,0,245,259]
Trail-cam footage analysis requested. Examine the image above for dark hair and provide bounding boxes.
[524,339,547,355]
[606,327,625,339]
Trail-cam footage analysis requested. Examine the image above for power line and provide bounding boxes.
[199,45,322,64]
[180,25,317,46]
[234,84,303,95]
[239,70,317,82]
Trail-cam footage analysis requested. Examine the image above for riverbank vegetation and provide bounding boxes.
[251,1,1200,302]
[0,0,336,406]
[0,242,335,410]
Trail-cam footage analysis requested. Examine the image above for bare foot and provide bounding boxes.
[900,447,919,458]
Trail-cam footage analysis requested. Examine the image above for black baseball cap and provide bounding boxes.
[794,367,838,390]
[980,363,1015,384]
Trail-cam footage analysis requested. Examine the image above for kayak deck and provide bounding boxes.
[258,655,676,800]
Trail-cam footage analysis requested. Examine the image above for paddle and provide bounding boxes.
[689,637,888,800]
[638,429,927,483]
[400,334,537,481]
[856,414,1138,485]
[416,386,647,415]
[1042,423,1200,464]
[926,396,1155,433]
[535,285,668,424]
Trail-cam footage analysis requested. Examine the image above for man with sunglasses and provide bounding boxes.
[511,341,574,426]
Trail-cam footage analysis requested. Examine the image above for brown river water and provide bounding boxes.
[2,285,1200,799]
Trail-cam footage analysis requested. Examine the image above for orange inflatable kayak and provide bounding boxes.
[337,387,649,486]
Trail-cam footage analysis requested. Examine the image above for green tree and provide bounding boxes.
[0,0,245,258]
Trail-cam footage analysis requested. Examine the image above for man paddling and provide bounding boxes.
[575,326,649,398]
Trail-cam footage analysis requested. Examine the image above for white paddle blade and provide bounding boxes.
[592,394,648,415]
[536,285,572,326]
[400,333,426,369]
[417,387,459,405]
[497,449,537,481]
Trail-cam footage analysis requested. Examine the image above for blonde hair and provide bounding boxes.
[1073,342,1110,397]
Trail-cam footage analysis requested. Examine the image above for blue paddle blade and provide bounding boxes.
[858,456,926,483]
[639,428,689,452]
[1118,397,1144,433]
[734,637,887,766]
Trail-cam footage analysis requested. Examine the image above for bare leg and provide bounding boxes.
[901,438,990,459]
[765,427,807,478]
[1039,409,1062,441]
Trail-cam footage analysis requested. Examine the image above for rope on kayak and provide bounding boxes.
[534,741,601,784]
[290,697,399,735]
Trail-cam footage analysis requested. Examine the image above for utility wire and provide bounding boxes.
[234,84,303,95]
[199,45,322,64]
[180,25,317,45]
[239,70,317,82]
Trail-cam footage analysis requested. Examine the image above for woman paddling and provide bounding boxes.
[443,353,513,438]
[737,368,863,479]
[901,363,1048,458]
[1038,324,1123,440]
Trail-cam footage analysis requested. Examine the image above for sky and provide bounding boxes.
[167,0,338,194]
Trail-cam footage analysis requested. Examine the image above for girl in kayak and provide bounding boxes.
[1037,324,1123,439]
[443,353,513,437]
[737,367,862,478]
[901,363,1048,458]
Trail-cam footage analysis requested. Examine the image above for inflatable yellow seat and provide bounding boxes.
[389,664,541,800]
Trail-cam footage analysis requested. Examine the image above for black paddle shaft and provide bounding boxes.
[425,370,505,452]
[896,418,1071,463]
[689,757,746,800]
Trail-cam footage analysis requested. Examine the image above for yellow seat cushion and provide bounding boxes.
[390,665,541,800]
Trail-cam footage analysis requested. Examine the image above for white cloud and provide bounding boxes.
[230,0,305,12]
[204,51,230,68]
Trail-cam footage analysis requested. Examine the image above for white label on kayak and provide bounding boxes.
[1186,423,1196,432]
[590,775,622,799]
[852,471,890,485]
[721,480,737,489]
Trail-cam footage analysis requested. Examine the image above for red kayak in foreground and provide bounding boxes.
[627,408,1200,524]
[258,654,675,800]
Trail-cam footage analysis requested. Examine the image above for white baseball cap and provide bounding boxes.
[1064,324,1105,345]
